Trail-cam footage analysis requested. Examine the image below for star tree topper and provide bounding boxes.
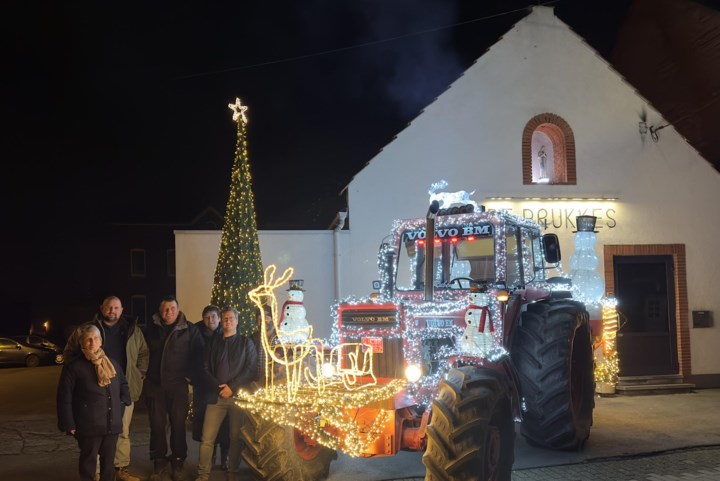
[228,97,249,124]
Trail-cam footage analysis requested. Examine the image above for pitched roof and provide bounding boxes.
[611,0,720,171]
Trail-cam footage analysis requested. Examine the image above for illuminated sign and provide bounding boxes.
[485,201,618,231]
[424,318,455,328]
[403,224,492,241]
[341,309,397,325]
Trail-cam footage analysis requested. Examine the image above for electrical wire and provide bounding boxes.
[176,1,559,81]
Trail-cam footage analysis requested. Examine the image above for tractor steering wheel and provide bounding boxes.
[449,277,475,289]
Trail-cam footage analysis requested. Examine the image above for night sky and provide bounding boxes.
[6,0,644,231]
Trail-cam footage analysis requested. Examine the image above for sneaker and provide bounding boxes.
[116,466,140,481]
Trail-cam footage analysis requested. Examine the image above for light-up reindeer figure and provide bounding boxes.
[249,265,325,402]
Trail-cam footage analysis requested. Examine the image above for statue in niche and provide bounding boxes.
[538,146,548,180]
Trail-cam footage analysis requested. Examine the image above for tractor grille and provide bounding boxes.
[342,334,404,379]
[372,337,404,379]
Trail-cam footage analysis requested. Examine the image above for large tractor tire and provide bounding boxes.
[239,409,337,481]
[511,299,594,450]
[423,367,514,481]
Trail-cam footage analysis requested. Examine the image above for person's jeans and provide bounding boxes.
[114,401,134,467]
[145,381,190,460]
[196,397,244,478]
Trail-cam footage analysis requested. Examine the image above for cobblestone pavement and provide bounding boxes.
[387,447,720,481]
[511,446,720,480]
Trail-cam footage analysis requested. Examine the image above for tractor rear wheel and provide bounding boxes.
[239,409,337,481]
[423,367,514,481]
[511,299,594,450]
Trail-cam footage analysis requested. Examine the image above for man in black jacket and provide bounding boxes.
[195,306,257,481]
[144,295,203,481]
[192,305,230,471]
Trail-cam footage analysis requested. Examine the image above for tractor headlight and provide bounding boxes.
[405,364,423,383]
[322,362,336,378]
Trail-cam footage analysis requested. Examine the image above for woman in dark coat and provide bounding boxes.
[57,323,130,481]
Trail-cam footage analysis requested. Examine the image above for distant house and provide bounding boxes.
[177,6,720,388]
[9,206,224,341]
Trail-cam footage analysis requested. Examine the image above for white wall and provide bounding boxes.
[175,230,349,340]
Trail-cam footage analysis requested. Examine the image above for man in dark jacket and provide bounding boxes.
[195,306,257,481]
[57,323,131,481]
[144,295,204,481]
[63,296,148,481]
[192,305,230,471]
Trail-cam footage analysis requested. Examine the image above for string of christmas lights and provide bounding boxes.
[236,265,406,456]
[211,98,264,335]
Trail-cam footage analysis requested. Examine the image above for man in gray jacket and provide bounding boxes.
[63,296,149,481]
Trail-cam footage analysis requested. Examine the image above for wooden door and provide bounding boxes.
[614,255,678,376]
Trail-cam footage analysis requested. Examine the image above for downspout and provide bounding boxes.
[330,211,348,300]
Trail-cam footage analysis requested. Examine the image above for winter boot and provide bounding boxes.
[171,457,186,481]
[115,466,140,481]
[149,458,169,481]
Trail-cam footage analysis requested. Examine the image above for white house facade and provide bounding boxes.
[176,7,720,387]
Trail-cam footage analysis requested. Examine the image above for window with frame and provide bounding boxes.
[131,295,147,327]
[167,249,176,278]
[130,249,146,277]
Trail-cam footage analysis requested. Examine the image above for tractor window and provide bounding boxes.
[505,225,523,288]
[521,229,536,283]
[532,236,546,280]
[396,226,495,291]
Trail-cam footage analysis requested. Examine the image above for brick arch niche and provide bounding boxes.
[522,113,576,185]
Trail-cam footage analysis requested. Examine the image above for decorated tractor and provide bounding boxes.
[236,195,595,481]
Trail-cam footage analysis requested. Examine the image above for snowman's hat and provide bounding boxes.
[287,279,305,291]
[573,215,598,233]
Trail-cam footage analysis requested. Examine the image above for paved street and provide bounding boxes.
[1,366,719,480]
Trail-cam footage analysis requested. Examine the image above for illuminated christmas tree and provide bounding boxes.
[210,98,264,335]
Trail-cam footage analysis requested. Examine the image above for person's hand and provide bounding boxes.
[66,429,76,436]
[218,384,233,398]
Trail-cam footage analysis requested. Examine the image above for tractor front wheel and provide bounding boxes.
[239,409,337,481]
[511,299,595,450]
[423,367,514,481]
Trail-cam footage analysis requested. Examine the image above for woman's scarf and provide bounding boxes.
[81,347,117,387]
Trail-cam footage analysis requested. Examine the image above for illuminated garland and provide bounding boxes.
[594,297,620,386]
[210,97,264,335]
[236,265,405,456]
[236,380,404,457]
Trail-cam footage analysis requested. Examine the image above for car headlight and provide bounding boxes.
[405,364,423,383]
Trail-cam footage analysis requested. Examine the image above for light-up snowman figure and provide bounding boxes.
[569,216,604,302]
[461,289,495,353]
[277,279,312,343]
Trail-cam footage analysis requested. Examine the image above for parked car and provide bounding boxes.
[0,336,63,367]
[11,335,60,352]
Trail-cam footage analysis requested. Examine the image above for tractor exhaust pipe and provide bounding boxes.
[424,200,440,302]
